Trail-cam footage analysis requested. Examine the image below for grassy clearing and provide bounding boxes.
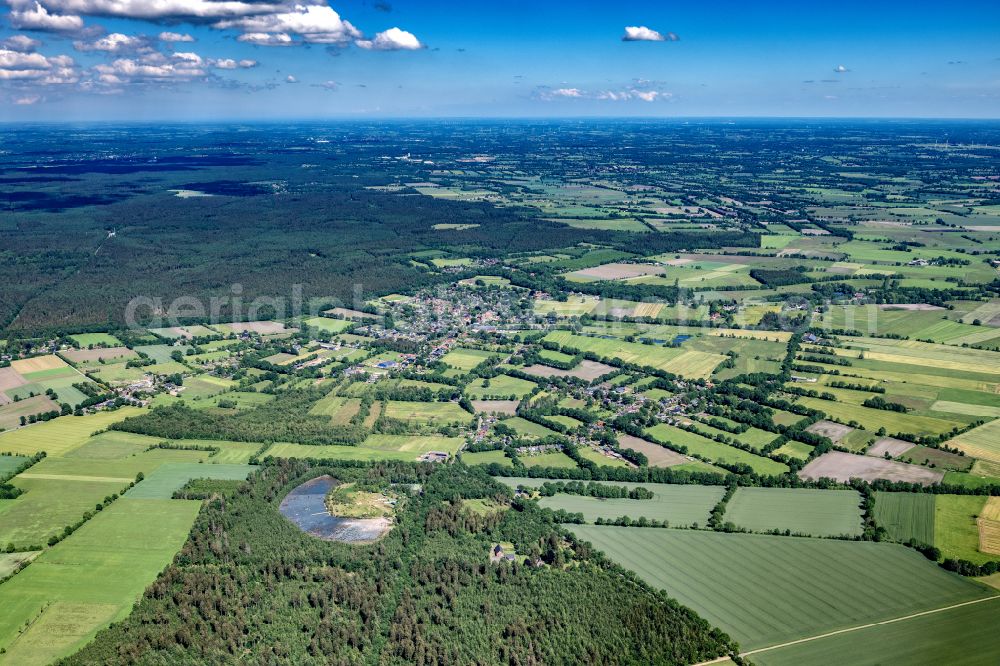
[773,440,814,461]
[724,488,863,537]
[0,498,200,664]
[181,375,237,400]
[502,417,560,438]
[750,596,1000,666]
[439,347,496,372]
[463,374,538,399]
[535,483,724,526]
[302,317,353,333]
[383,401,472,425]
[519,451,578,469]
[644,423,788,476]
[935,495,991,564]
[874,492,936,545]
[68,333,122,347]
[460,450,512,467]
[570,526,991,651]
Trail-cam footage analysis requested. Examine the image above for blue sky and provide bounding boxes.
[0,0,998,120]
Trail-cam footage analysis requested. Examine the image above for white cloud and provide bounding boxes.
[210,57,256,69]
[95,59,201,80]
[159,31,194,42]
[312,79,337,90]
[355,26,422,50]
[834,64,850,73]
[0,48,78,82]
[74,32,148,52]
[93,50,208,82]
[543,85,670,102]
[622,26,678,42]
[1,35,42,52]
[237,32,293,45]
[217,4,361,45]
[285,74,297,82]
[9,0,285,21]
[14,94,42,104]
[8,2,85,32]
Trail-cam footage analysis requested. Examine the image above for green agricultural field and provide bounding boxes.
[464,374,537,399]
[460,450,513,467]
[383,401,472,425]
[0,476,129,549]
[502,417,560,438]
[134,344,191,363]
[644,423,788,476]
[85,362,147,384]
[0,454,28,477]
[0,498,200,664]
[264,434,463,462]
[125,462,256,499]
[534,483,724,526]
[68,332,122,347]
[946,418,1000,464]
[874,492,936,545]
[571,526,992,651]
[543,331,725,379]
[533,295,600,317]
[723,488,863,537]
[62,431,163,460]
[302,316,353,333]
[935,495,991,564]
[439,347,496,371]
[538,348,576,365]
[794,396,960,438]
[773,440,814,460]
[181,375,237,400]
[0,408,144,457]
[309,395,361,424]
[749,597,1000,666]
[543,414,583,430]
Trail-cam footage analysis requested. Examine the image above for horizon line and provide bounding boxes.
[2,115,1000,126]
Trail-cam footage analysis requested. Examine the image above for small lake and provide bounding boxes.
[279,475,391,543]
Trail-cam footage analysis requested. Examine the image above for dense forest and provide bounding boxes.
[61,460,735,665]
[110,390,369,446]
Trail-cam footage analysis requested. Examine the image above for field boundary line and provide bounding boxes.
[741,595,1000,657]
